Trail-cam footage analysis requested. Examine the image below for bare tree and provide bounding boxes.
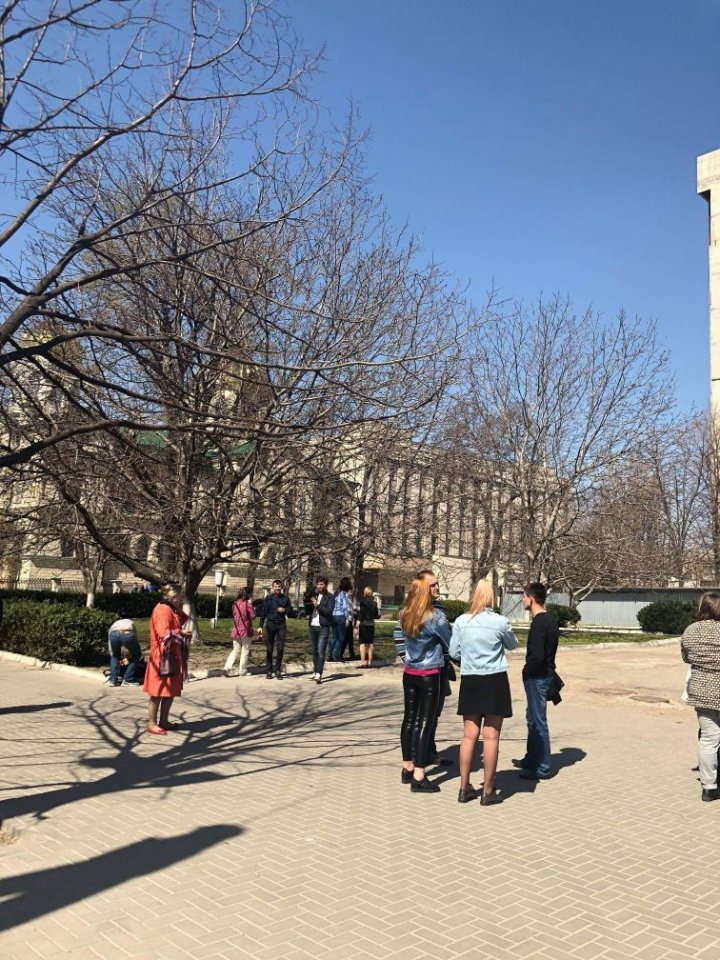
[451,296,674,590]
[16,171,471,620]
[0,0,345,468]
[644,416,708,586]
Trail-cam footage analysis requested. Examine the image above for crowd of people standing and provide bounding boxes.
[398,574,560,804]
[116,575,720,807]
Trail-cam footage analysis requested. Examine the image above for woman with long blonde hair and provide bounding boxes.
[449,580,518,805]
[399,578,451,793]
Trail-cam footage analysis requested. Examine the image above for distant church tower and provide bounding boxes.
[698,149,720,414]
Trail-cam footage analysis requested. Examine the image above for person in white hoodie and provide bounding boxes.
[449,580,518,806]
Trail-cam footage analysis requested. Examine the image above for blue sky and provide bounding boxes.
[293,0,720,412]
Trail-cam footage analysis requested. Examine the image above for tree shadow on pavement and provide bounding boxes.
[0,701,72,715]
[0,683,402,826]
[0,824,242,932]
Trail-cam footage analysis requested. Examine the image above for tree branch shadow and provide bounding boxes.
[0,683,403,827]
[0,824,243,932]
[0,701,72,716]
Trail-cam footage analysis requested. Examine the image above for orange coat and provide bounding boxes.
[144,602,186,698]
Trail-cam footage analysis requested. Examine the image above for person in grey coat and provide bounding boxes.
[680,591,720,802]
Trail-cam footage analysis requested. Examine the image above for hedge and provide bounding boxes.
[546,603,582,628]
[0,600,115,666]
[637,600,696,634]
[442,599,469,623]
[0,588,235,619]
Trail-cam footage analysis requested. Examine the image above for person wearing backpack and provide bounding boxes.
[223,588,256,677]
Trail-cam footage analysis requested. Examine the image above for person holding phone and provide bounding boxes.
[307,576,335,684]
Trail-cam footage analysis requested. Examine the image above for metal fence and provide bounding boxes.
[0,578,88,593]
[501,588,708,630]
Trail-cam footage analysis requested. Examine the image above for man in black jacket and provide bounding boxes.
[257,580,294,679]
[514,582,559,780]
[307,576,335,685]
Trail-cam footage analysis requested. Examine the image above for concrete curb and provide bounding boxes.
[0,649,105,682]
[0,648,398,684]
[0,640,679,684]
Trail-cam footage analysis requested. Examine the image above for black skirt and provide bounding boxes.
[457,672,512,718]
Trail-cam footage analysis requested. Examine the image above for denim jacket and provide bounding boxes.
[402,610,451,670]
[333,590,350,619]
[449,610,518,674]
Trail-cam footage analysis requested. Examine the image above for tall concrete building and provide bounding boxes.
[698,149,720,413]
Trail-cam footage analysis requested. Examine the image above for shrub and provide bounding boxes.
[442,599,469,623]
[637,600,696,634]
[0,588,236,619]
[0,587,86,607]
[546,603,581,628]
[194,593,234,619]
[0,600,115,666]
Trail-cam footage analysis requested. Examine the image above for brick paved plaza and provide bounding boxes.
[1,644,719,960]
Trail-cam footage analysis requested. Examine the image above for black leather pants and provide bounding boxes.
[429,663,450,756]
[401,672,441,767]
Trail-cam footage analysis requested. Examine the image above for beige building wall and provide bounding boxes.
[698,149,720,415]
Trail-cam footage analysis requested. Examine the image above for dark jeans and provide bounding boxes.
[108,630,141,684]
[308,624,329,676]
[401,671,441,768]
[523,676,553,775]
[266,625,286,673]
[329,615,346,659]
[341,621,355,659]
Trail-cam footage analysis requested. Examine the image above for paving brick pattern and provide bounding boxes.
[1,646,719,959]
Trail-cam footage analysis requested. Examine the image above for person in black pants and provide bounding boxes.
[399,578,451,793]
[417,569,453,766]
[257,580,294,679]
[340,586,357,661]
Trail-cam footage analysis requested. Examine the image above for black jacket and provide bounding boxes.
[311,591,335,628]
[259,594,294,628]
[359,598,379,624]
[523,612,559,679]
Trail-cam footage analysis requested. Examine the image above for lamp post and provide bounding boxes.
[212,569,227,628]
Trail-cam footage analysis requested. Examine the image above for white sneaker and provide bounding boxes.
[239,670,248,677]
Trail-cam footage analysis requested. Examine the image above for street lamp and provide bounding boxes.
[212,569,227,628]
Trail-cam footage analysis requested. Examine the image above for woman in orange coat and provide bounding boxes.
[144,584,190,735]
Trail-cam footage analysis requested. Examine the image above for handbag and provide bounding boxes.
[158,631,183,677]
[443,655,457,683]
[546,670,565,705]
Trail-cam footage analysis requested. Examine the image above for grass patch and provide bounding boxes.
[132,617,400,672]
[128,617,675,674]
[512,628,676,646]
